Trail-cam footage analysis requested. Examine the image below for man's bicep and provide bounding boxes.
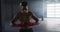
[11,12,20,24]
[14,12,20,19]
[31,12,39,22]
[32,14,38,20]
[12,12,20,21]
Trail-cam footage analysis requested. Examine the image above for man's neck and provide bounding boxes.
[21,11,29,13]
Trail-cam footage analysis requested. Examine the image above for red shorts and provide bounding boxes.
[16,22,36,27]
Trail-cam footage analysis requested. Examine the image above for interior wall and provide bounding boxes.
[1,0,21,32]
[1,0,48,21]
[28,0,43,18]
[1,0,47,31]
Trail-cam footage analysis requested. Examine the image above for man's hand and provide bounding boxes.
[10,22,16,27]
[35,22,39,25]
[12,24,16,27]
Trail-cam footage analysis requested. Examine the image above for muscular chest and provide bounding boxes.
[19,13,32,19]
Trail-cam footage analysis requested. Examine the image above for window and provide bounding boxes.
[47,3,60,17]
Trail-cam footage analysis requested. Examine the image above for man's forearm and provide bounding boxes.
[35,19,39,23]
[11,19,16,25]
[12,21,16,25]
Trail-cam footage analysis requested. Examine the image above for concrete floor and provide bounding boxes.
[4,18,60,32]
[46,18,60,32]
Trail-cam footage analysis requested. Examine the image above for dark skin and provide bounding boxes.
[11,6,39,29]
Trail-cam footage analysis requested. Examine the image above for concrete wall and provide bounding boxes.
[1,0,47,32]
[1,0,47,21]
[1,0,21,32]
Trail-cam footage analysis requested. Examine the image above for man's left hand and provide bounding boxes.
[35,22,39,25]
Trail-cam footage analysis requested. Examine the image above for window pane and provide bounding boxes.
[47,4,55,7]
[47,14,55,17]
[47,7,55,10]
[47,10,55,11]
[47,11,54,14]
[55,11,60,14]
[55,4,60,7]
[47,3,60,17]
[56,14,60,17]
[55,7,60,10]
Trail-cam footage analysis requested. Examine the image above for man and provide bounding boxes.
[11,1,39,32]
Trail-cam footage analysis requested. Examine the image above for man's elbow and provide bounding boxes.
[36,19,39,22]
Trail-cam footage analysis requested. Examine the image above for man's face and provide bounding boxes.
[22,6,28,13]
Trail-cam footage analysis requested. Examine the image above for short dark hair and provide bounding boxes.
[22,1,28,6]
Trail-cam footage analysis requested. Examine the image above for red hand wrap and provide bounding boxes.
[16,22,36,27]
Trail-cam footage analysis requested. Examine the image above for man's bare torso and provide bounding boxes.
[12,11,39,27]
[18,11,32,22]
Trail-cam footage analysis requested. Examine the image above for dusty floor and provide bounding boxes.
[4,18,60,32]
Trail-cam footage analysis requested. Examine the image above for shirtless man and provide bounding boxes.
[11,1,39,32]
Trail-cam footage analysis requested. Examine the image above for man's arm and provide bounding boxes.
[11,12,20,25]
[31,12,39,23]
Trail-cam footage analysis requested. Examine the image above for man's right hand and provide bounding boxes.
[11,24,16,27]
[10,22,16,27]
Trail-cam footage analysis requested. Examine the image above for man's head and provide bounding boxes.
[22,1,28,7]
[21,1,28,13]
